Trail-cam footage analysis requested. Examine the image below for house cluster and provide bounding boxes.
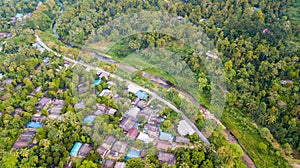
[69,134,177,167]
[11,96,66,149]
[117,83,192,152]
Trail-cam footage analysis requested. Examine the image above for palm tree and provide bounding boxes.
[267,115,276,125]
[19,148,30,158]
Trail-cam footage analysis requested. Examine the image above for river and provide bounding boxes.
[52,0,74,48]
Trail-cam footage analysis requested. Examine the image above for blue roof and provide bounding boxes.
[26,122,43,129]
[70,142,82,156]
[159,131,173,141]
[83,115,96,123]
[33,43,45,53]
[125,149,141,161]
[135,91,148,100]
[94,78,102,86]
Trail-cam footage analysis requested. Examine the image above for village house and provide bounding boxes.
[148,115,164,125]
[137,132,154,144]
[0,32,11,39]
[13,130,36,149]
[154,140,172,151]
[33,43,45,53]
[96,145,109,158]
[77,84,87,94]
[31,86,42,96]
[49,99,65,115]
[125,106,140,119]
[12,108,22,117]
[114,162,126,168]
[135,91,149,100]
[77,143,93,158]
[93,104,116,116]
[74,101,85,109]
[131,98,139,106]
[111,141,128,155]
[98,71,109,80]
[103,160,115,168]
[143,124,160,138]
[177,120,195,136]
[31,113,46,123]
[102,135,116,150]
[175,136,190,144]
[126,128,139,140]
[158,152,176,165]
[137,107,155,121]
[83,115,96,123]
[1,78,14,87]
[119,117,136,132]
[107,108,117,115]
[93,104,106,115]
[127,84,140,94]
[125,148,141,161]
[48,114,63,121]
[136,100,147,109]
[99,89,112,97]
[36,97,52,111]
[159,131,173,142]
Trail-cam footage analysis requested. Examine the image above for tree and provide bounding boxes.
[0,152,18,168]
[189,133,199,143]
[258,142,268,154]
[79,160,98,168]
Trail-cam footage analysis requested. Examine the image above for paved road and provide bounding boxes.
[35,34,210,145]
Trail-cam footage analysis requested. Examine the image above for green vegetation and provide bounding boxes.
[222,109,290,167]
[0,0,299,167]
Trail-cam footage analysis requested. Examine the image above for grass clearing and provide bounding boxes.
[222,110,290,168]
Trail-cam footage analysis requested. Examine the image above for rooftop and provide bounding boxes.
[125,148,141,161]
[137,132,154,144]
[177,120,195,136]
[103,160,114,168]
[70,142,83,156]
[126,128,139,140]
[100,89,112,97]
[119,117,135,132]
[83,115,96,123]
[159,131,173,141]
[135,91,148,100]
[127,84,140,94]
[114,162,126,168]
[155,140,172,151]
[78,143,93,158]
[94,78,102,86]
[103,135,116,149]
[158,152,176,165]
[26,122,43,129]
[126,107,140,119]
[175,136,190,144]
[74,101,85,109]
[111,141,128,154]
[96,145,108,157]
